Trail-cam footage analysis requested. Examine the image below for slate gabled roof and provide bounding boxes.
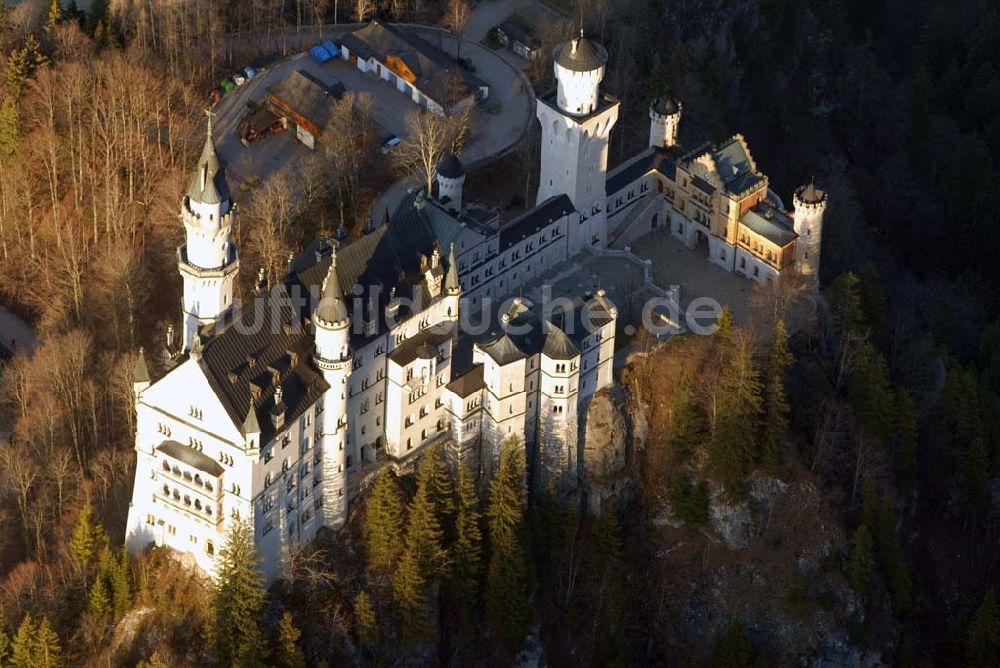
[341,22,486,103]
[500,194,575,250]
[606,146,678,195]
[197,287,328,444]
[740,203,798,246]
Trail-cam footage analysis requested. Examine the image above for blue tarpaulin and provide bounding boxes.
[320,41,340,58]
[309,45,333,63]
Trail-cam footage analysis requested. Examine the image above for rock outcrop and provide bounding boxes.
[581,389,631,514]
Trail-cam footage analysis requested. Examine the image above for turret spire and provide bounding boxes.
[445,242,460,294]
[186,111,229,206]
[315,248,347,325]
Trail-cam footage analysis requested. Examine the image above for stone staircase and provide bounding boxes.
[610,193,659,249]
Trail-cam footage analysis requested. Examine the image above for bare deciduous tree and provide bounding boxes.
[393,107,472,196]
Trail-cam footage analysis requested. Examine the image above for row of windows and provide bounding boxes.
[160,461,214,492]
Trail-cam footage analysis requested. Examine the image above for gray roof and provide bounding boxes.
[445,243,460,292]
[288,190,454,349]
[315,248,347,324]
[796,181,827,204]
[554,35,607,72]
[186,119,230,205]
[480,332,527,366]
[437,154,465,179]
[267,70,345,134]
[133,348,150,384]
[341,22,486,104]
[243,403,261,435]
[500,194,575,250]
[541,323,580,360]
[446,363,484,398]
[157,440,225,477]
[195,287,328,445]
[388,325,454,366]
[740,203,798,246]
[607,146,678,195]
[652,96,680,115]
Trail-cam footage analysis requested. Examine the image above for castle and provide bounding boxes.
[125,31,824,582]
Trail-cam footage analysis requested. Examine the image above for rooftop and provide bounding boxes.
[554,34,607,72]
[341,21,486,104]
[740,202,798,246]
[267,70,346,135]
[499,194,575,250]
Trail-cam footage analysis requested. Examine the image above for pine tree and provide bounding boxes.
[857,261,887,341]
[69,503,109,574]
[10,613,35,668]
[393,547,432,644]
[0,102,19,167]
[828,272,865,337]
[876,493,913,617]
[110,548,131,618]
[486,447,530,653]
[354,590,378,653]
[712,338,763,496]
[0,610,10,666]
[365,470,405,572]
[668,376,706,462]
[209,521,268,667]
[405,467,444,580]
[714,305,734,348]
[712,621,753,667]
[860,478,879,533]
[274,611,306,668]
[894,388,919,491]
[419,444,455,531]
[967,588,1000,667]
[3,35,48,101]
[846,525,875,597]
[451,462,483,629]
[762,319,793,469]
[32,616,60,668]
[89,570,112,618]
[849,342,893,442]
[45,0,61,37]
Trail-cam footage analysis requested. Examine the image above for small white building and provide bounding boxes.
[339,21,489,116]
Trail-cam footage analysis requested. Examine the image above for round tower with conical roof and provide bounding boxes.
[536,31,620,255]
[649,95,682,149]
[178,115,239,351]
[435,154,466,212]
[792,180,828,287]
[313,250,350,530]
[554,31,608,116]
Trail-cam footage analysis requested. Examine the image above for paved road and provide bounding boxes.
[0,304,36,356]
[213,22,534,224]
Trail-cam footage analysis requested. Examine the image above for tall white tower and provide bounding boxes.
[792,181,828,288]
[535,31,619,254]
[649,96,682,149]
[313,251,350,530]
[178,117,239,351]
[435,154,466,212]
